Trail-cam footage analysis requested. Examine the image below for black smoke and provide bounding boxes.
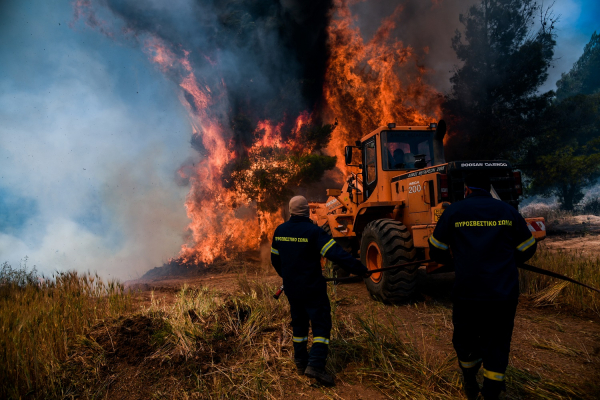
[103,0,334,146]
[348,0,475,92]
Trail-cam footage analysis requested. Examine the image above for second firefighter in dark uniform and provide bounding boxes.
[271,196,368,386]
[429,172,537,400]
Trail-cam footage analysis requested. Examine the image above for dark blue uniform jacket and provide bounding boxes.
[271,215,367,302]
[429,191,537,301]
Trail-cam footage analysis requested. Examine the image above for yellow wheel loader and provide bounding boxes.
[309,121,546,302]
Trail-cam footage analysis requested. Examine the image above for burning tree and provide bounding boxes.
[222,123,337,214]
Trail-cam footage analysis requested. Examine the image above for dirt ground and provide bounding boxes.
[546,215,600,236]
[544,215,600,255]
[544,233,600,255]
[120,235,600,399]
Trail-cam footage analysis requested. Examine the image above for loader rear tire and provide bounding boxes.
[321,223,352,278]
[361,219,417,303]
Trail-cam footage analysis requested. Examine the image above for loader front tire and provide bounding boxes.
[360,219,417,303]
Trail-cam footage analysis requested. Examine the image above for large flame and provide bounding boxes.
[142,37,291,264]
[324,0,441,173]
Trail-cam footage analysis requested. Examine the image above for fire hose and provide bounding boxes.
[323,259,431,283]
[273,260,600,299]
[273,259,429,299]
[519,263,600,294]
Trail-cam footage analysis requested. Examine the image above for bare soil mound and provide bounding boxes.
[63,299,259,398]
[99,315,157,363]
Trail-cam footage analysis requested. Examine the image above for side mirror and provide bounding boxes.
[435,119,447,141]
[345,146,353,165]
[433,119,447,165]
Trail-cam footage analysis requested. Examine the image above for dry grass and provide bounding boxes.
[531,335,583,357]
[520,247,600,315]
[505,366,586,399]
[531,281,570,306]
[328,305,459,399]
[1,261,595,399]
[121,277,464,399]
[0,261,133,399]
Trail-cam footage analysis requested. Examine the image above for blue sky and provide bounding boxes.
[540,0,600,92]
[0,0,597,279]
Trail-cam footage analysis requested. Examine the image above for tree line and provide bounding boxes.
[444,0,600,210]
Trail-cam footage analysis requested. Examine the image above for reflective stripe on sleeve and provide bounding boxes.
[313,336,330,345]
[292,336,308,343]
[271,247,279,255]
[516,235,535,252]
[429,235,449,250]
[459,358,482,368]
[483,368,505,381]
[320,239,336,256]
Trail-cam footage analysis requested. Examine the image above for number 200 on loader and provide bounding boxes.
[309,121,546,303]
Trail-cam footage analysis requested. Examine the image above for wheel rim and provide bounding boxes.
[366,242,382,283]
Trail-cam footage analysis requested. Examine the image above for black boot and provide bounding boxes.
[294,358,308,375]
[481,378,504,400]
[304,365,335,386]
[463,373,481,400]
[460,361,481,400]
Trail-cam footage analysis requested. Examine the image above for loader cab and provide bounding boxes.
[350,122,446,201]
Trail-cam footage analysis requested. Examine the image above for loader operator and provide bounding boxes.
[428,172,537,400]
[271,195,368,386]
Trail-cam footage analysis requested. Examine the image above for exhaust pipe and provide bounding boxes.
[433,120,446,166]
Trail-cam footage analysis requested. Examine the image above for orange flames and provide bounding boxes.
[141,1,440,265]
[324,0,441,173]
[140,37,241,263]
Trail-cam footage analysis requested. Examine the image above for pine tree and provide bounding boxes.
[526,33,600,210]
[443,0,556,161]
[555,31,600,101]
[528,93,600,210]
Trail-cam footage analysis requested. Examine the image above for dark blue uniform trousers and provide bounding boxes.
[453,299,518,395]
[289,296,332,370]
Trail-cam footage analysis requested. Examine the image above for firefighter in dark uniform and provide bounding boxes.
[429,172,537,400]
[271,195,368,386]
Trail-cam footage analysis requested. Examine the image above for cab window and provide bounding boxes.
[381,130,435,170]
[365,140,376,184]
